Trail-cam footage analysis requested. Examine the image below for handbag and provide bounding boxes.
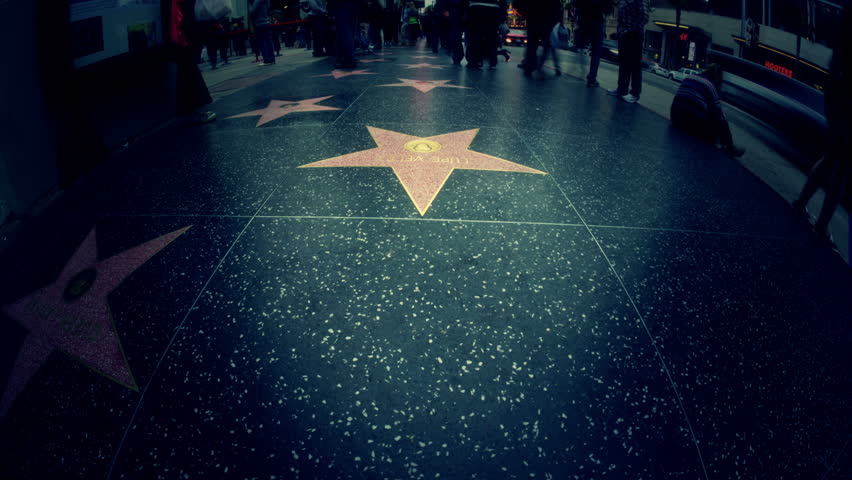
[195,0,231,22]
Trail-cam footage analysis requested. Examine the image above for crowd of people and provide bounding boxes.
[174,0,849,248]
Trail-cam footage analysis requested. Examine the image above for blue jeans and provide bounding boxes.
[255,24,275,64]
[586,23,604,83]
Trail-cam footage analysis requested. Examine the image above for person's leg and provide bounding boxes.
[587,23,603,85]
[523,22,541,73]
[615,34,630,94]
[482,10,501,67]
[449,10,464,64]
[335,2,356,67]
[628,32,643,97]
[814,158,850,235]
[310,15,321,55]
[258,25,275,64]
[794,156,831,211]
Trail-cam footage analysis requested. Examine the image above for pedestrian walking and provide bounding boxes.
[436,0,466,65]
[791,4,851,247]
[516,0,560,75]
[466,0,505,70]
[329,0,358,68]
[607,0,648,102]
[574,0,611,87]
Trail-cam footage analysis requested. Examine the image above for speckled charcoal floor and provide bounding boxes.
[1,45,850,480]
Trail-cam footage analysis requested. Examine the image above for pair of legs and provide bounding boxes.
[334,1,357,68]
[310,15,328,56]
[578,22,604,85]
[616,31,643,98]
[793,145,851,237]
[466,6,502,68]
[254,24,275,64]
[523,20,557,73]
[447,7,465,64]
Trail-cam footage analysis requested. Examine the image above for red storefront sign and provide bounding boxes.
[765,60,793,77]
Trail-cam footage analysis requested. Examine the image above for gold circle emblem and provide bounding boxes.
[404,139,443,153]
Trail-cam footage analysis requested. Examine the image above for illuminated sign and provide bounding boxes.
[679,33,688,41]
[764,60,793,78]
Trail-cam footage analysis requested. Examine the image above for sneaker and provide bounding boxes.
[622,94,639,103]
[607,88,622,96]
[190,111,216,124]
[258,62,274,67]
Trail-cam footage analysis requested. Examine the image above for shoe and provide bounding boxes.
[258,62,274,67]
[554,69,561,76]
[607,88,622,96]
[622,94,639,103]
[501,51,510,62]
[722,145,746,158]
[489,63,497,70]
[190,111,216,124]
[586,80,599,88]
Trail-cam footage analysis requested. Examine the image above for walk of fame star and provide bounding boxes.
[359,59,389,63]
[226,97,341,127]
[314,69,376,79]
[0,226,190,417]
[411,55,439,59]
[400,63,446,70]
[298,127,546,215]
[378,78,471,93]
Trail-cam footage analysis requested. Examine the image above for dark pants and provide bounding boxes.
[616,31,643,97]
[310,15,328,55]
[369,21,383,50]
[334,1,357,67]
[176,46,212,115]
[255,24,275,64]
[447,7,465,63]
[795,141,851,234]
[670,106,735,149]
[383,12,398,45]
[580,22,604,83]
[524,19,557,72]
[467,6,502,67]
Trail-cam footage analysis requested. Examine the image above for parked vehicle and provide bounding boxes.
[669,67,701,82]
[645,62,668,76]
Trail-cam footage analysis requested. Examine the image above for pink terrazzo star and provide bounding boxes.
[313,69,376,79]
[0,226,190,417]
[377,78,471,93]
[410,55,439,59]
[298,127,546,215]
[400,63,446,69]
[359,59,389,63]
[226,97,341,127]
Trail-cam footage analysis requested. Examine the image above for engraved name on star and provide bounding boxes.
[378,78,471,93]
[225,97,341,127]
[400,63,446,69]
[298,127,546,215]
[313,69,376,79]
[0,226,190,418]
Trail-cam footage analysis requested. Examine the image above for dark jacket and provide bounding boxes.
[250,0,271,26]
